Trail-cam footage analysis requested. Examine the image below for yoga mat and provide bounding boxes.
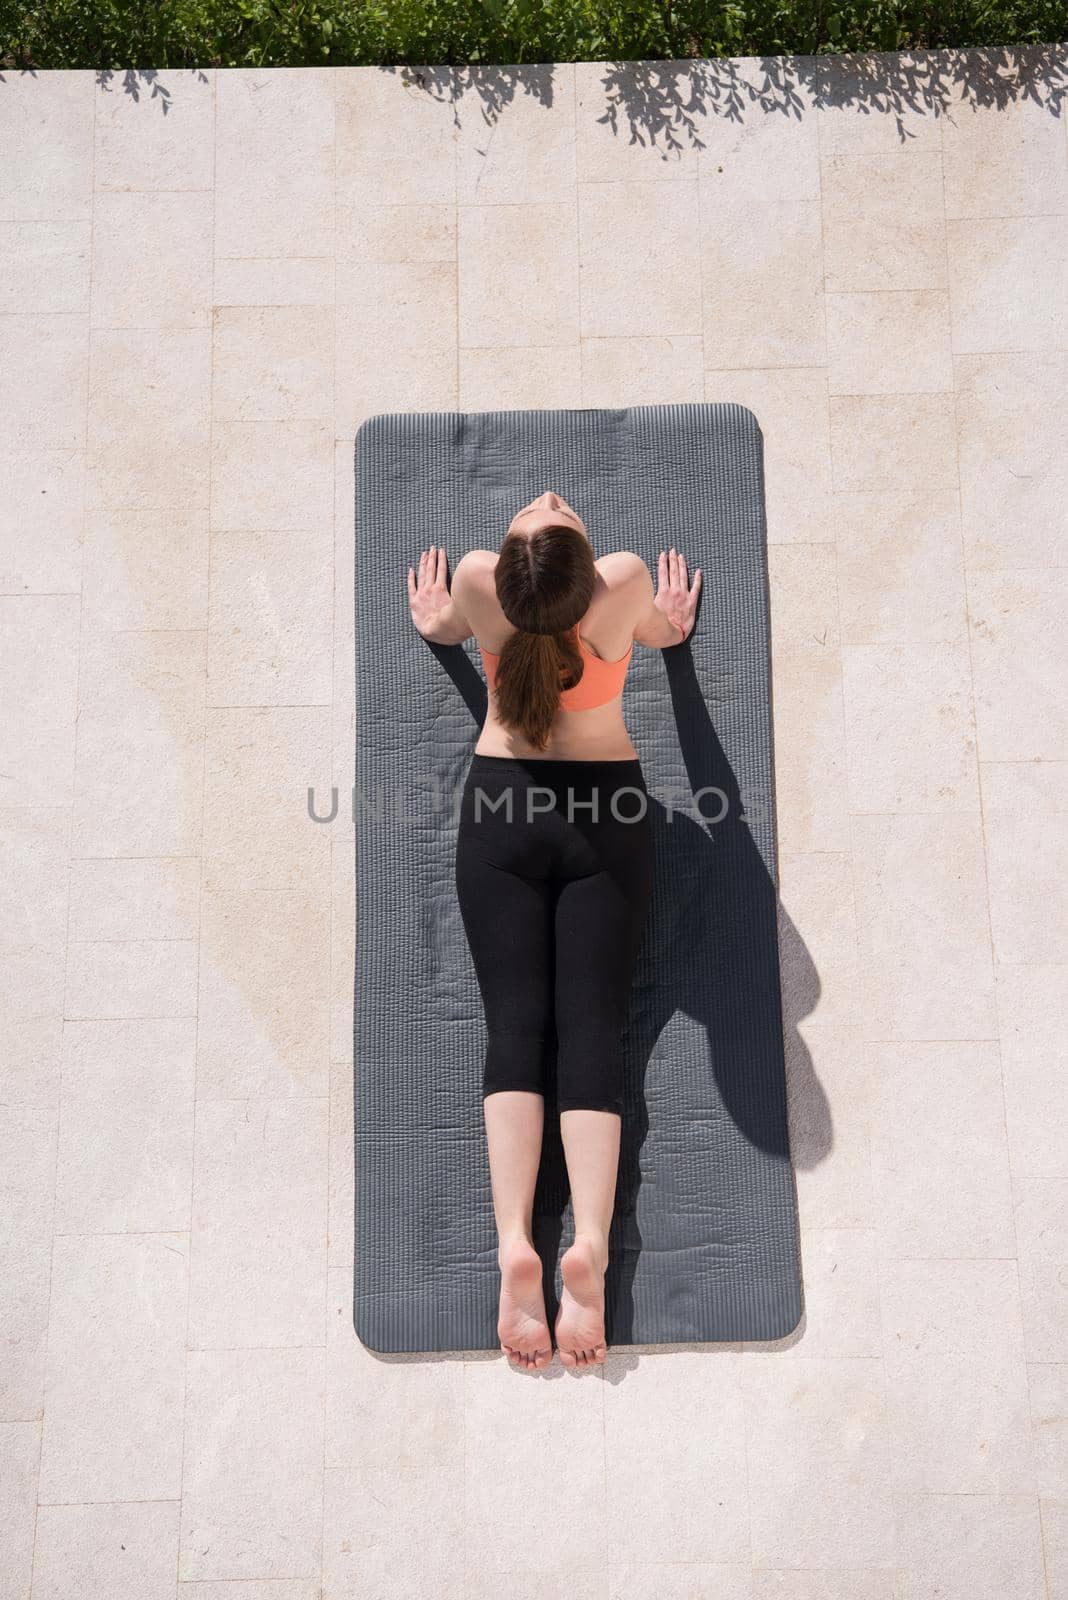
[354,403,802,1353]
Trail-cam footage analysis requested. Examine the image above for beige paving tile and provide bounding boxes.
[335,66,457,207]
[0,1107,57,1421]
[948,215,1068,353]
[327,1058,353,1270]
[0,448,85,596]
[0,71,93,220]
[968,571,1068,760]
[785,1228,882,1358]
[829,394,958,494]
[1042,1494,1068,1596]
[879,1259,1035,1494]
[0,220,90,315]
[215,69,334,259]
[71,629,206,859]
[742,1355,895,1568]
[833,489,966,646]
[68,856,200,941]
[579,177,701,341]
[331,441,356,810]
[55,1018,196,1235]
[768,544,840,655]
[820,151,947,291]
[705,368,832,544]
[696,58,821,205]
[604,1351,749,1562]
[841,640,979,814]
[326,1269,463,1465]
[211,306,333,423]
[995,962,1068,1180]
[330,832,354,1066]
[31,1500,180,1600]
[752,1573,895,1599]
[94,68,215,192]
[941,60,1068,219]
[213,256,334,307]
[575,58,702,182]
[324,1462,465,1599]
[818,53,944,156]
[0,1420,40,1600]
[460,202,579,347]
[777,856,849,1043]
[179,1346,323,1582]
[200,704,331,887]
[1013,1176,1068,1365]
[81,507,209,632]
[827,290,953,395]
[90,191,213,329]
[336,201,456,265]
[0,315,89,453]
[86,329,211,509]
[0,809,69,1106]
[769,651,852,853]
[579,335,703,405]
[700,198,824,366]
[463,1356,607,1575]
[982,762,1068,963]
[197,871,331,1100]
[850,812,996,1040]
[786,1024,877,1231]
[334,326,457,438]
[956,351,1068,571]
[211,420,333,531]
[472,1575,605,1600]
[64,937,198,1019]
[460,344,584,410]
[1029,1361,1068,1496]
[608,1566,747,1600]
[456,64,576,204]
[0,595,80,810]
[865,1040,1015,1259]
[38,1233,187,1502]
[188,1097,328,1349]
[207,525,333,708]
[181,1584,320,1600]
[893,1490,1046,1600]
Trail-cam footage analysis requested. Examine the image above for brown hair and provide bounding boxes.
[492,522,597,751]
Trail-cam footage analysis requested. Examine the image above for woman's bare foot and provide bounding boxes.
[554,1234,608,1368]
[497,1238,552,1371]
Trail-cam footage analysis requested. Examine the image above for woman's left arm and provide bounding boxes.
[407,545,475,646]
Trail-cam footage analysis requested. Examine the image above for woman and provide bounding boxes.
[407,491,701,1371]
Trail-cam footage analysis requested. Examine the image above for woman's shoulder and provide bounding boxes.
[594,550,651,588]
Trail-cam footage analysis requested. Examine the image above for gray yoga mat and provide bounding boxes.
[353,403,801,1353]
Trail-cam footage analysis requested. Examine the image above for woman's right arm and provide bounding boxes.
[629,548,702,648]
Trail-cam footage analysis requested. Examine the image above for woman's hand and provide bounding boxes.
[407,544,453,640]
[655,547,702,643]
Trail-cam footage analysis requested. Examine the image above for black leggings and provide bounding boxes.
[454,754,654,1115]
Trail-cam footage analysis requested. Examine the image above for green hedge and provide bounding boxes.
[2,0,1065,71]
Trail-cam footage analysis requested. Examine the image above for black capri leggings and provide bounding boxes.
[454,754,654,1115]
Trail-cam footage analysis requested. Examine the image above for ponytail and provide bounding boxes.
[492,523,596,751]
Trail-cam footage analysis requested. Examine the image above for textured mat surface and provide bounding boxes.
[354,403,801,1353]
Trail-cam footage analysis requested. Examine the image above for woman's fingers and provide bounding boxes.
[407,565,417,601]
[657,549,668,589]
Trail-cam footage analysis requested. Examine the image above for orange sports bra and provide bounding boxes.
[479,624,633,712]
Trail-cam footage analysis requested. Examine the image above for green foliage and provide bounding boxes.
[1,0,1065,70]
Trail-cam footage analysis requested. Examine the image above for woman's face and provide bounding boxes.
[507,491,589,543]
